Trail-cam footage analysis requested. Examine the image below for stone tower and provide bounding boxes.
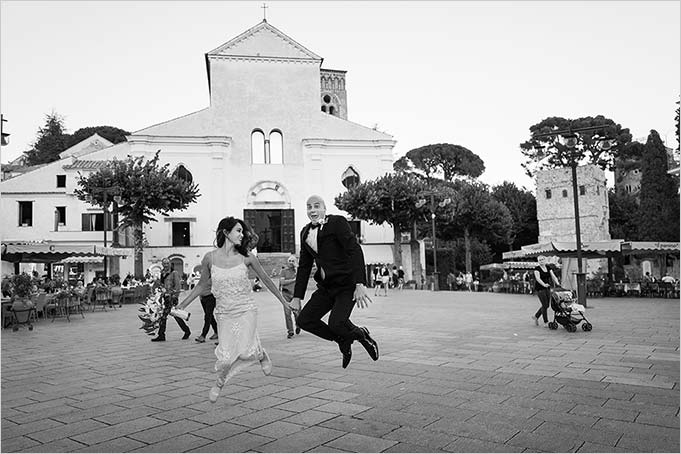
[536,164,611,243]
[320,69,347,119]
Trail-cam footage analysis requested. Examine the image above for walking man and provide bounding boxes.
[290,195,379,368]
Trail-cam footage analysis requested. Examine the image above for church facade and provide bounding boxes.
[1,20,410,281]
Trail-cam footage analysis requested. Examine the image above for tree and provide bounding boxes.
[75,150,201,277]
[675,98,679,154]
[608,189,639,241]
[519,116,632,178]
[393,143,485,181]
[334,173,428,278]
[490,181,539,253]
[22,112,70,166]
[67,126,130,148]
[638,130,680,241]
[437,180,513,273]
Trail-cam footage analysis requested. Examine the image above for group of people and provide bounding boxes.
[152,195,380,404]
[371,264,405,296]
[446,271,479,292]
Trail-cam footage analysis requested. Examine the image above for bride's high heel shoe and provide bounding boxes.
[209,376,226,403]
[260,351,272,376]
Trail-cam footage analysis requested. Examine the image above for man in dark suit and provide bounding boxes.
[291,195,379,368]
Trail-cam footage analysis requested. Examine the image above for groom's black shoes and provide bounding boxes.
[358,327,379,361]
[338,339,352,369]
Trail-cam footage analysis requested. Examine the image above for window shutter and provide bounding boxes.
[282,209,295,253]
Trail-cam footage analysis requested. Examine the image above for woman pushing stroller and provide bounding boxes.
[531,255,561,327]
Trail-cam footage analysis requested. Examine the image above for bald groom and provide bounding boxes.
[290,195,379,368]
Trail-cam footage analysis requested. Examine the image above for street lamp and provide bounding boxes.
[416,191,451,291]
[87,184,122,279]
[533,124,615,307]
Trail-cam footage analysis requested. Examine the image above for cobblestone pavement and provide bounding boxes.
[1,289,679,453]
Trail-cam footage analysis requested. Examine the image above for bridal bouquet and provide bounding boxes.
[138,288,166,335]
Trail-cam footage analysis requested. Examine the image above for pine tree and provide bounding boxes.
[22,112,70,166]
[638,130,680,241]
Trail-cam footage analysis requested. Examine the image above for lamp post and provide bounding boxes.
[416,191,451,291]
[86,185,122,279]
[533,124,614,307]
[1,114,9,146]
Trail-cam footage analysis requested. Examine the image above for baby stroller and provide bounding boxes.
[548,288,592,332]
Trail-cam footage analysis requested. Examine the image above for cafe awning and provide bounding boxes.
[503,240,623,260]
[621,242,680,255]
[1,242,127,264]
[56,256,105,264]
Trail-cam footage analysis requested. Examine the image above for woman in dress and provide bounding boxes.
[177,217,291,403]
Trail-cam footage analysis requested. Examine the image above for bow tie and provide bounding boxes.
[309,223,321,230]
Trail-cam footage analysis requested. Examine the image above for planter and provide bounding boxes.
[11,297,35,323]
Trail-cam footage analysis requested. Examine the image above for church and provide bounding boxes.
[1,20,413,281]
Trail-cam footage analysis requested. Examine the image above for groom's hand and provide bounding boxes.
[353,284,372,308]
[290,297,302,312]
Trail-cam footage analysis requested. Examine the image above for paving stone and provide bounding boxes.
[249,420,306,439]
[635,411,680,428]
[256,426,346,452]
[70,416,166,445]
[425,417,520,444]
[0,417,64,439]
[383,441,447,453]
[229,407,295,429]
[282,409,338,426]
[93,405,162,425]
[569,403,638,422]
[0,435,43,452]
[355,408,439,429]
[382,426,454,449]
[271,385,325,400]
[306,445,353,453]
[26,437,88,452]
[314,401,371,416]
[190,421,250,441]
[190,432,273,452]
[319,415,398,438]
[274,396,329,412]
[71,436,147,453]
[28,419,108,444]
[240,395,290,410]
[127,419,206,444]
[575,441,633,452]
[506,430,579,452]
[130,433,213,452]
[444,436,525,452]
[325,432,397,452]
[310,389,359,401]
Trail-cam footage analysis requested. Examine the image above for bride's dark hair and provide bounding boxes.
[214,217,258,257]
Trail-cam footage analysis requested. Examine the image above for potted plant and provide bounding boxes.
[10,273,36,319]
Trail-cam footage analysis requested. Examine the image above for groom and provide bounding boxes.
[290,195,379,368]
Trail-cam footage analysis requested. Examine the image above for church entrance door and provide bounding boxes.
[244,209,295,253]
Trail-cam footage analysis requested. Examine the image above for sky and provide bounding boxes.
[1,1,679,191]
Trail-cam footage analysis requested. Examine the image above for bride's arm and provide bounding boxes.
[246,253,292,309]
[177,253,211,310]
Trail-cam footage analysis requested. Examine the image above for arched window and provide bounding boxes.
[270,130,283,164]
[341,166,360,189]
[173,165,193,183]
[329,106,335,115]
[251,130,265,164]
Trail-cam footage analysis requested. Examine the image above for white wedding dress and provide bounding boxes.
[211,260,269,386]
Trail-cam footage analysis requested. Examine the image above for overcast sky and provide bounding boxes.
[1,1,679,191]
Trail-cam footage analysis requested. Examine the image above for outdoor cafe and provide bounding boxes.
[1,242,148,329]
[501,240,680,299]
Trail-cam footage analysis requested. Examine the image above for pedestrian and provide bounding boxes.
[379,265,390,296]
[279,254,301,339]
[397,266,405,290]
[177,216,291,403]
[531,255,561,327]
[151,257,191,342]
[194,282,219,344]
[464,271,473,291]
[372,266,381,295]
[391,265,399,289]
[289,195,379,369]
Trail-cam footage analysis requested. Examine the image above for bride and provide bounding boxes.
[178,216,292,403]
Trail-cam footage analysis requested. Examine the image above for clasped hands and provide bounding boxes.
[288,284,372,312]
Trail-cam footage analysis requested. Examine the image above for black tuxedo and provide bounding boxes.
[293,214,367,344]
[294,215,366,298]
